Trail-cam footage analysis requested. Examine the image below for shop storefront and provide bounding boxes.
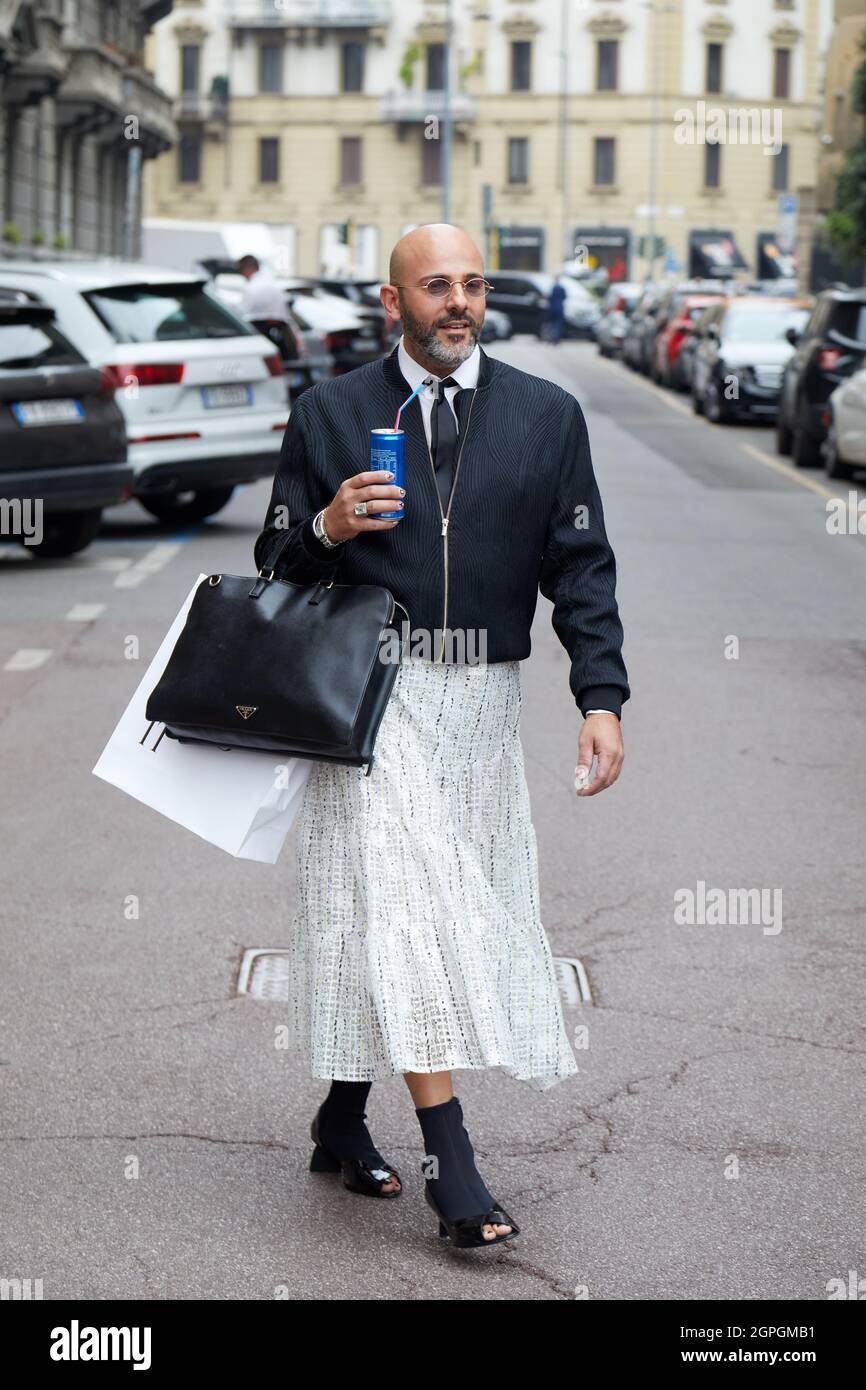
[571,227,632,281]
[491,226,545,271]
[688,229,748,279]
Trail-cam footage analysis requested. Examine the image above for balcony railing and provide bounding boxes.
[226,0,391,28]
[172,92,229,121]
[382,90,476,123]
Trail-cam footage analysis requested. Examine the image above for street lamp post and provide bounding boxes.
[646,2,678,281]
[441,0,453,224]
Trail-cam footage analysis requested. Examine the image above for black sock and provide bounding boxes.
[415,1095,496,1222]
[317,1080,384,1165]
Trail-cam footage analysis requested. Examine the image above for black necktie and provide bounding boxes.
[430,376,460,515]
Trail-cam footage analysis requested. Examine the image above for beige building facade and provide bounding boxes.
[143,0,842,284]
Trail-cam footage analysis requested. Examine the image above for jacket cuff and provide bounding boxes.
[578,685,623,719]
[300,515,343,563]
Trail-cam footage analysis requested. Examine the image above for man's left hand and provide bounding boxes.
[575,713,624,797]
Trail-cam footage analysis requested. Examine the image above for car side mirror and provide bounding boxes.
[785,327,800,346]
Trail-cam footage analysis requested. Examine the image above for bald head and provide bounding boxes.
[389,223,483,286]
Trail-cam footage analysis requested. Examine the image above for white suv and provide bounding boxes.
[0,262,289,524]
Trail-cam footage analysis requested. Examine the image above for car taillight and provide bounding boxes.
[105,362,185,388]
[98,366,117,394]
[819,348,843,372]
[324,331,351,350]
[264,353,284,377]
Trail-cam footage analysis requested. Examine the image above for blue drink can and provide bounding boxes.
[368,429,404,520]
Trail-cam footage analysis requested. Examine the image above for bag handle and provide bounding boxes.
[251,513,343,597]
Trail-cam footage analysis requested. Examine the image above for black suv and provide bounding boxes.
[776,287,866,467]
[0,291,131,556]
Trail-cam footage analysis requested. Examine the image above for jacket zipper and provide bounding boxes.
[422,386,477,662]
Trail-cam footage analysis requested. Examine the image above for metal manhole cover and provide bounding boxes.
[238,948,592,1007]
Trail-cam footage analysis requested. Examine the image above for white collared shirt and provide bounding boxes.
[397,335,480,450]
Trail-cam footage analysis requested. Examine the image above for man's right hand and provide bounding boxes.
[322,469,405,542]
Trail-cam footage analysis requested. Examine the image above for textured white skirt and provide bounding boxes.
[282,654,579,1092]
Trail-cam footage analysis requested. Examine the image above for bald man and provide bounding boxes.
[253,223,629,1248]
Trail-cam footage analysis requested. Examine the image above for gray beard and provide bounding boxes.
[399,299,480,367]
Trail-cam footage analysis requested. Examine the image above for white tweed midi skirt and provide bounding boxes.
[282,653,579,1093]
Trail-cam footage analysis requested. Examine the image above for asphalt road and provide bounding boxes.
[1,341,863,1301]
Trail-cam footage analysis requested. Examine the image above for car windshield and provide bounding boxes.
[83,284,256,343]
[0,320,83,369]
[722,306,810,341]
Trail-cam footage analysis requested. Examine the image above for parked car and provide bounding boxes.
[691,296,812,424]
[596,281,642,358]
[484,271,598,338]
[0,289,132,556]
[479,308,513,343]
[621,283,666,371]
[206,272,334,402]
[822,366,866,480]
[313,278,396,345]
[776,287,866,467]
[653,292,727,388]
[0,262,288,524]
[283,290,383,374]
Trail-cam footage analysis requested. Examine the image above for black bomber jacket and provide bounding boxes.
[253,343,630,718]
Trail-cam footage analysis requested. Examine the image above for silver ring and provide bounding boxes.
[354,501,368,516]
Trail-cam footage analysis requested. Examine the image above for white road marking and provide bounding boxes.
[114,542,182,588]
[65,603,106,622]
[4,648,51,671]
[95,556,134,572]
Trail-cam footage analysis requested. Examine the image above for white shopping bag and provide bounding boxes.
[92,573,313,863]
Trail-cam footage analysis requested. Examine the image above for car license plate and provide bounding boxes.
[201,384,252,408]
[11,398,84,426]
[287,371,305,387]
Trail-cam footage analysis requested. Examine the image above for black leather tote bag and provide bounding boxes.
[144,533,408,775]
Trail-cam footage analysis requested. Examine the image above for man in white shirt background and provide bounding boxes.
[236,254,294,366]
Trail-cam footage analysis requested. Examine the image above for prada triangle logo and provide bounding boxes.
[235,705,258,719]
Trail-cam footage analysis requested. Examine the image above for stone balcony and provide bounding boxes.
[382,90,476,124]
[124,66,177,155]
[54,43,126,134]
[225,0,391,29]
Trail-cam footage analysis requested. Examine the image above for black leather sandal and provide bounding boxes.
[308,1104,402,1198]
[423,1180,520,1248]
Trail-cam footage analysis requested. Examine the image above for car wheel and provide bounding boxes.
[21,508,103,558]
[823,425,852,480]
[139,486,236,524]
[792,403,821,468]
[776,409,793,455]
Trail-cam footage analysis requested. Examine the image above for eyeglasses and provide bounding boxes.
[391,277,494,299]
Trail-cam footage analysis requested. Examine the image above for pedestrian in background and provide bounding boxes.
[254,223,629,1250]
[236,253,293,363]
[546,274,568,344]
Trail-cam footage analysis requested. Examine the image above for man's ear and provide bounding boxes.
[380,284,400,319]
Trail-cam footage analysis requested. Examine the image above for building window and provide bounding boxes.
[178,134,201,183]
[507,136,529,184]
[180,44,200,93]
[421,135,442,185]
[259,137,279,184]
[772,143,789,191]
[773,47,791,99]
[510,41,531,92]
[593,136,615,186]
[340,136,362,186]
[259,43,282,94]
[341,41,364,93]
[596,40,618,93]
[704,141,721,188]
[426,43,445,91]
[705,42,723,94]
